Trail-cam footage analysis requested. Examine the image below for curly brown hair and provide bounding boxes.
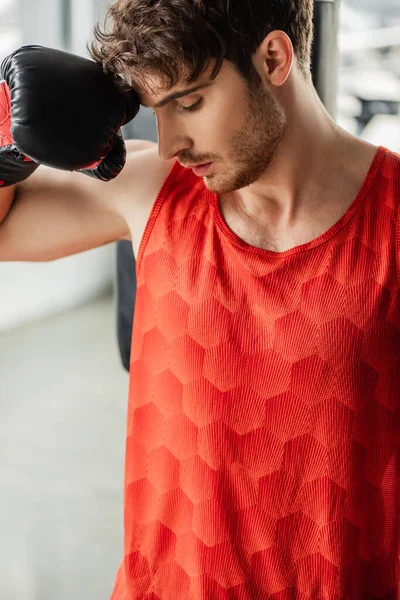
[88,0,314,92]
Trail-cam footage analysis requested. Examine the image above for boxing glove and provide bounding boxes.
[0,45,140,187]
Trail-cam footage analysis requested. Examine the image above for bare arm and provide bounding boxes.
[0,185,15,225]
[0,140,172,262]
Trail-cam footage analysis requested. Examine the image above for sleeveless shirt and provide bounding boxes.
[111,145,400,600]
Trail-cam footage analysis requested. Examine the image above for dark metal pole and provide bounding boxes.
[311,0,340,120]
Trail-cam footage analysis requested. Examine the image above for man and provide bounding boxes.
[1,0,400,599]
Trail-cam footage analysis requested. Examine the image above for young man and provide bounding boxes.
[1,1,400,599]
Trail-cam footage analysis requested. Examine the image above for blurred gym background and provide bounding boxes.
[0,1,399,599]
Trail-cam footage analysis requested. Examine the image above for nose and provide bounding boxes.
[156,115,192,161]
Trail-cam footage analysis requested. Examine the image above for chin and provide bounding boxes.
[203,174,237,195]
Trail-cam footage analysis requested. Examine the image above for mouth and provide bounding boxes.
[182,162,213,177]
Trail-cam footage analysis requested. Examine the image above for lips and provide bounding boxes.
[191,162,212,177]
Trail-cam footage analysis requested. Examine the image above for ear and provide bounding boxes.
[253,30,294,87]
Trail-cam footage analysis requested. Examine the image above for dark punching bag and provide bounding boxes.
[115,238,137,372]
[115,0,341,372]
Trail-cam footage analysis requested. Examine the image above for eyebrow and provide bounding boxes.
[147,82,212,108]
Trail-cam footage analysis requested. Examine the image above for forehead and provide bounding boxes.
[134,73,175,104]
[134,61,224,106]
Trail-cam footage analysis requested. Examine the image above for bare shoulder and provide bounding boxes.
[115,140,174,256]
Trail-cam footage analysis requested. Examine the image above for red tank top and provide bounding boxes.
[111,145,400,600]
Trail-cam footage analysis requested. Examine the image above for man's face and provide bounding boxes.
[139,60,287,194]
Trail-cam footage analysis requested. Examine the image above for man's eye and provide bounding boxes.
[177,98,203,113]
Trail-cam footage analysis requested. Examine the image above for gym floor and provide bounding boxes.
[0,294,129,600]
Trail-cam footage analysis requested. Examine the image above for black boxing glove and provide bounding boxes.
[0,45,140,187]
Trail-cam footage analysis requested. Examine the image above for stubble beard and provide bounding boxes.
[203,83,287,195]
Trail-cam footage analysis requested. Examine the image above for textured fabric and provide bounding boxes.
[111,145,400,600]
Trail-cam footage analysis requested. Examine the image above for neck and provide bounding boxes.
[229,82,365,227]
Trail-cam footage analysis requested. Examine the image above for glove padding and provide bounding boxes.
[0,45,140,186]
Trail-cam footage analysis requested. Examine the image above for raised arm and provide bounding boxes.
[0,46,171,262]
[0,141,172,262]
